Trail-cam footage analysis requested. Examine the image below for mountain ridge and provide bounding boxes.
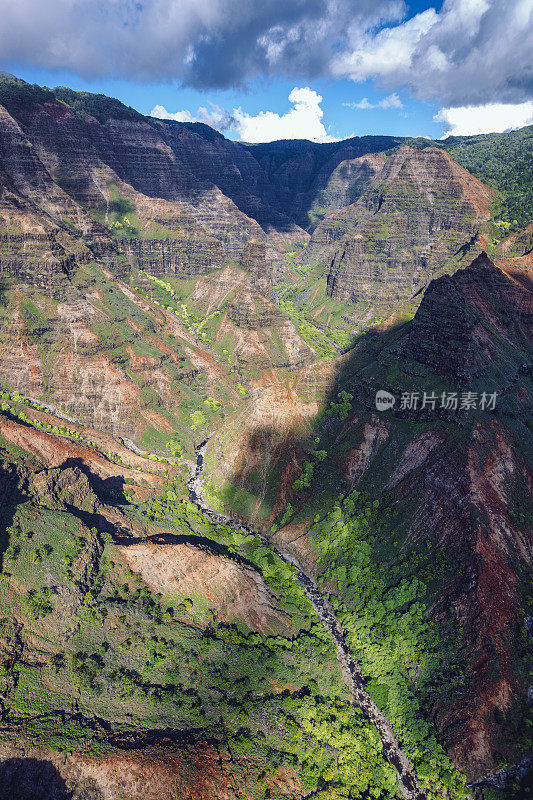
[0,73,531,800]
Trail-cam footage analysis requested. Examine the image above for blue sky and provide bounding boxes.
[0,0,531,143]
[3,64,447,140]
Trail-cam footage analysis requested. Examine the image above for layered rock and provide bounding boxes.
[243,135,402,229]
[120,235,224,277]
[186,265,315,369]
[316,146,494,308]
[0,88,304,274]
[340,256,532,773]
[0,100,114,296]
[402,251,533,382]
[306,152,386,229]
[0,78,509,323]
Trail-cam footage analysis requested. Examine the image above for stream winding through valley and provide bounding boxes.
[14,398,428,798]
[188,438,428,800]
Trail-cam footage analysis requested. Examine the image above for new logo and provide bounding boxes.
[375,390,396,411]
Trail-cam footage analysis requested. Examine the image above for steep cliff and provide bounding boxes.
[318,147,494,313]
[207,252,533,778]
[1,74,525,353]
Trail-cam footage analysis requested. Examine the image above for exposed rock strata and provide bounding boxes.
[320,147,494,308]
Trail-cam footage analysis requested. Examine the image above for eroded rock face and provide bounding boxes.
[0,415,163,487]
[241,135,402,229]
[30,466,99,512]
[0,739,284,800]
[402,251,533,382]
[317,146,494,309]
[0,102,112,297]
[119,541,291,635]
[0,93,305,284]
[1,81,499,313]
[331,254,533,774]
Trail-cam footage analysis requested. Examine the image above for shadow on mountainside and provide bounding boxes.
[225,252,533,529]
[218,252,533,777]
[0,758,72,800]
[60,457,126,502]
[0,460,26,573]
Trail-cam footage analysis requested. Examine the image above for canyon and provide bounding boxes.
[0,74,531,800]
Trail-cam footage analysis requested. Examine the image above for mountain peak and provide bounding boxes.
[402,251,533,383]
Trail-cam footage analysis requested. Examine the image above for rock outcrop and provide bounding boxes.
[319,146,494,310]
[120,540,291,635]
[30,466,99,512]
[401,251,533,382]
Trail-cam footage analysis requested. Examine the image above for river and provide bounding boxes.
[188,437,428,800]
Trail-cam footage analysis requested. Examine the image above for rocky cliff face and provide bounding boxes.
[319,146,494,310]
[380,255,532,773]
[0,85,306,281]
[242,135,403,229]
[209,252,533,777]
[0,77,501,316]
[401,251,533,382]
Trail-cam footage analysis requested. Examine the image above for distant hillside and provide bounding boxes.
[1,72,531,230]
[440,126,533,229]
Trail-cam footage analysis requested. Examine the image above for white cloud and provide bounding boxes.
[344,92,403,110]
[348,98,373,110]
[151,105,195,123]
[334,0,533,106]
[234,87,338,143]
[343,92,403,111]
[435,101,533,136]
[334,10,439,82]
[1,0,530,107]
[150,102,234,130]
[380,92,403,108]
[152,87,339,143]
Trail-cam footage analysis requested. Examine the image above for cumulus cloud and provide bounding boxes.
[151,102,235,131]
[435,101,533,137]
[233,87,338,142]
[152,87,338,142]
[0,0,399,87]
[334,9,438,83]
[335,0,533,106]
[0,0,531,108]
[344,93,403,110]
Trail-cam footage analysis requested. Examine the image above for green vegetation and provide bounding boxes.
[440,126,533,230]
[126,481,472,798]
[1,74,531,798]
[309,491,468,799]
[90,183,140,236]
[292,460,315,491]
[53,86,143,124]
[323,390,354,421]
[0,73,55,124]
[139,271,225,345]
[274,270,355,360]
[0,491,403,798]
